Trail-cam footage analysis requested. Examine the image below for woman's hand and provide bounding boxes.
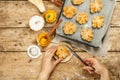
[83,58,110,80]
[38,46,63,80]
[83,58,107,74]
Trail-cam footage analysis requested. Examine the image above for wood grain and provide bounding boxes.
[0,0,120,80]
[0,1,61,28]
[0,28,120,52]
[0,52,119,80]
[0,1,120,28]
[0,28,48,51]
[0,52,42,80]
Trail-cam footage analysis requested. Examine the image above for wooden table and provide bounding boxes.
[0,0,120,80]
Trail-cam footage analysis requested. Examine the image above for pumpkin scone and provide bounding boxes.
[72,0,84,5]
[81,28,94,42]
[76,12,88,24]
[63,5,78,18]
[56,45,70,59]
[63,22,76,35]
[92,15,104,28]
[90,0,103,13]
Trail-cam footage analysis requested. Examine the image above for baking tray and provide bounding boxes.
[56,0,116,47]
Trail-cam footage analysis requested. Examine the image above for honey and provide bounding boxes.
[37,32,51,47]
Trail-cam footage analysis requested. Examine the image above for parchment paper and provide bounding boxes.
[51,27,110,56]
[56,0,116,47]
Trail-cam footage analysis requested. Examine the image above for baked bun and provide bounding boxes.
[76,12,88,24]
[56,45,70,59]
[63,5,78,18]
[90,0,103,13]
[81,28,94,42]
[72,0,84,5]
[63,22,76,35]
[92,16,104,28]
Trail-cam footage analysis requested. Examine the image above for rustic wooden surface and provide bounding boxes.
[0,0,120,80]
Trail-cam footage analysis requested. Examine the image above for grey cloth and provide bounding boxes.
[51,28,110,56]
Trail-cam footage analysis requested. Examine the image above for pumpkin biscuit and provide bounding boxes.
[56,45,70,59]
[63,22,76,35]
[72,0,84,5]
[76,12,88,24]
[90,0,103,13]
[63,5,77,18]
[81,28,94,42]
[92,16,104,28]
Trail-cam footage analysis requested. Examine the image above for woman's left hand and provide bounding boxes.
[38,46,63,80]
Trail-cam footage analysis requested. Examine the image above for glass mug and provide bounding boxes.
[37,32,51,47]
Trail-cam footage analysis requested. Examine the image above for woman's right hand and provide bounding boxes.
[83,58,108,75]
[83,58,110,80]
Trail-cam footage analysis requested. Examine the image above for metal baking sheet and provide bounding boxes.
[56,0,116,47]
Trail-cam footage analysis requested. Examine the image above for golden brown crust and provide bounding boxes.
[63,22,76,35]
[63,5,78,18]
[90,0,103,13]
[92,16,104,28]
[56,45,70,59]
[72,0,84,5]
[81,28,94,42]
[76,12,88,24]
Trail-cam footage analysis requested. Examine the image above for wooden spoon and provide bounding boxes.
[47,19,63,36]
[37,19,62,47]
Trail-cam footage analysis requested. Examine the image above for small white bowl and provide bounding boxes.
[27,45,42,58]
[29,16,45,31]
